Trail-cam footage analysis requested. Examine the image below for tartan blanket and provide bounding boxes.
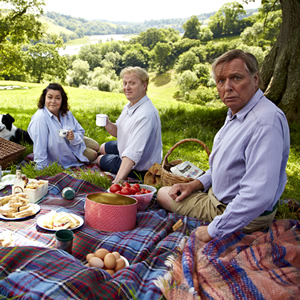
[0,173,203,299]
[157,219,300,300]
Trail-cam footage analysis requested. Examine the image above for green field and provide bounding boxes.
[0,79,299,219]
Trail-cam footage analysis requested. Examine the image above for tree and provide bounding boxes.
[78,43,102,70]
[67,59,89,87]
[122,48,148,69]
[259,0,300,121]
[182,16,201,40]
[151,42,172,73]
[135,28,166,50]
[0,0,44,77]
[25,43,67,83]
[208,1,246,37]
[175,51,200,73]
[240,9,282,49]
[177,70,198,93]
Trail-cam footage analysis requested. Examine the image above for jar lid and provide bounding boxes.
[62,187,75,200]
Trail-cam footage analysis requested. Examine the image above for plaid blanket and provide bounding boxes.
[0,173,203,299]
[157,219,300,300]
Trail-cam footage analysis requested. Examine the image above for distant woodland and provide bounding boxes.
[43,9,258,42]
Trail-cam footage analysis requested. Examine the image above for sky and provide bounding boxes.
[44,0,261,23]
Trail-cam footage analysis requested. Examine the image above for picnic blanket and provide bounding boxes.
[0,172,203,299]
[0,173,299,299]
[157,219,300,300]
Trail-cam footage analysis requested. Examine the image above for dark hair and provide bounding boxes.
[38,83,69,115]
[212,49,259,81]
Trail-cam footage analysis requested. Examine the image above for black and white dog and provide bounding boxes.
[0,113,33,144]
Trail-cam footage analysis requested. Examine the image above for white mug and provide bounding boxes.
[59,129,68,137]
[96,114,107,127]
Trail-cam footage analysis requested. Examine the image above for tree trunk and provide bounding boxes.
[260,0,300,122]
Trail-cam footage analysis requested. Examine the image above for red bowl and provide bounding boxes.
[85,193,137,232]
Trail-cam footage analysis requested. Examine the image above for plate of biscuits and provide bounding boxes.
[0,193,40,220]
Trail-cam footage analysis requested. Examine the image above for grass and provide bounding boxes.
[0,79,299,220]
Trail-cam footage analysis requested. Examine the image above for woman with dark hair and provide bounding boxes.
[28,83,99,170]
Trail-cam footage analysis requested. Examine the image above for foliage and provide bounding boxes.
[0,0,44,78]
[88,67,120,92]
[151,42,172,73]
[182,16,201,40]
[78,43,103,70]
[24,42,68,83]
[122,47,148,69]
[240,8,282,49]
[135,28,167,50]
[0,0,44,44]
[175,51,199,73]
[208,1,246,38]
[66,59,90,87]
[177,70,199,93]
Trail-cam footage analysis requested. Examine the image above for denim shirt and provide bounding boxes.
[28,107,88,170]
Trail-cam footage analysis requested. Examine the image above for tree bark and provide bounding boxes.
[260,0,300,122]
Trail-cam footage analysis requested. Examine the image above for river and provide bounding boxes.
[59,34,133,56]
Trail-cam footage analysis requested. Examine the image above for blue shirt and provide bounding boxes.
[116,95,162,171]
[199,89,290,238]
[28,107,88,170]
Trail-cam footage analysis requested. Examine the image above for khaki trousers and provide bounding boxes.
[170,188,276,233]
[83,137,100,162]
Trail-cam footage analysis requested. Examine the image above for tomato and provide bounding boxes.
[135,192,142,195]
[130,186,140,194]
[123,182,131,189]
[144,189,152,194]
[131,183,140,191]
[110,184,122,193]
[140,188,147,194]
[120,187,131,195]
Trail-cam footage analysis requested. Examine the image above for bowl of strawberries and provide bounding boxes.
[108,183,157,211]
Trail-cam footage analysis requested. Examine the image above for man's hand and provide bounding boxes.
[195,226,213,243]
[168,179,204,202]
[113,157,135,184]
[168,183,193,202]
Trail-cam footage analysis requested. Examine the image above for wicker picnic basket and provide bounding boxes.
[161,138,210,186]
[0,138,26,169]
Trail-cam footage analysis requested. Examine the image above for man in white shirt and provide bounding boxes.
[97,67,162,183]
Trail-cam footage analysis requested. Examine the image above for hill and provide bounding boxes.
[42,9,258,38]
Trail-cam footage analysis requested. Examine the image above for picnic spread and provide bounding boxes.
[0,168,299,299]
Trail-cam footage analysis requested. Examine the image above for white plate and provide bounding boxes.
[36,212,84,231]
[0,204,40,221]
[1,174,16,185]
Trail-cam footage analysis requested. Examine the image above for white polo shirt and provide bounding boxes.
[116,95,162,171]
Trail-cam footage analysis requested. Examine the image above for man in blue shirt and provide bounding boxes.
[157,49,290,242]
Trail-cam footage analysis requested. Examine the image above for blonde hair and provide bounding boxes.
[120,66,149,88]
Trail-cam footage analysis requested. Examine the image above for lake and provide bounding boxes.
[59,34,133,56]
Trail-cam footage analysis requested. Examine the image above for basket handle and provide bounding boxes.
[162,138,210,169]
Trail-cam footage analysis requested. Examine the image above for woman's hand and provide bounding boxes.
[66,130,74,140]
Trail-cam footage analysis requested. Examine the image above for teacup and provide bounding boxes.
[59,129,68,137]
[96,114,107,127]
